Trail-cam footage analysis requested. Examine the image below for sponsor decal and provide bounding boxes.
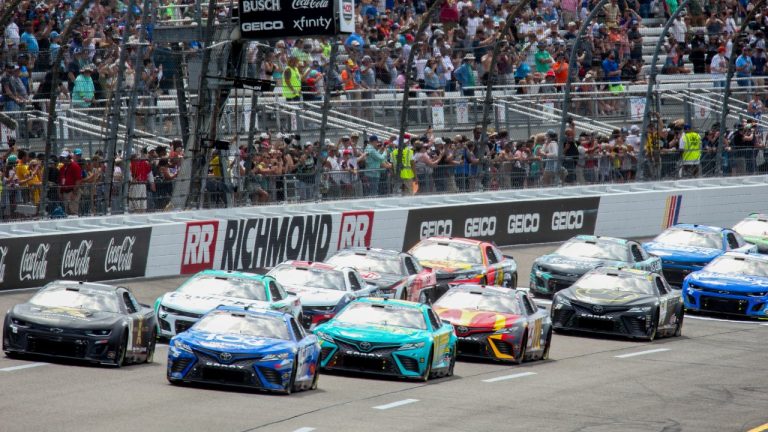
[220,215,333,271]
[61,240,92,278]
[402,197,601,249]
[663,195,683,229]
[238,0,337,38]
[241,21,284,32]
[292,0,328,8]
[205,361,246,370]
[241,0,280,12]
[181,221,219,274]
[0,228,150,291]
[338,211,374,249]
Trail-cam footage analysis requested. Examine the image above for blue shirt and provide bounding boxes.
[602,58,620,82]
[736,55,753,77]
[20,32,38,55]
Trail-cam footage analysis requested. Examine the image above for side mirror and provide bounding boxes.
[441,319,453,326]
[537,304,547,310]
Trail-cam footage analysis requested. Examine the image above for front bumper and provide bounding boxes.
[551,302,654,339]
[530,270,580,296]
[167,346,294,391]
[157,310,203,339]
[3,323,120,365]
[660,262,705,287]
[301,305,338,329]
[318,339,428,379]
[684,284,768,317]
[454,329,521,362]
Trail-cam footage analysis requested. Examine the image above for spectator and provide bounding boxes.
[58,150,82,215]
[711,46,728,88]
[283,56,302,102]
[679,124,702,178]
[128,153,153,213]
[454,53,477,96]
[391,142,416,195]
[71,64,95,108]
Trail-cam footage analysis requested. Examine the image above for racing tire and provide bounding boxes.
[514,332,527,365]
[479,276,487,286]
[510,273,518,289]
[310,364,319,391]
[644,309,659,342]
[115,332,128,368]
[284,361,298,395]
[446,347,456,377]
[541,328,553,361]
[145,330,157,363]
[417,289,430,305]
[421,352,433,382]
[400,288,408,301]
[4,351,21,359]
[673,308,684,337]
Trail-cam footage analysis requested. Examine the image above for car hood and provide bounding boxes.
[359,271,405,288]
[561,288,657,307]
[181,330,295,354]
[161,292,272,314]
[282,284,347,307]
[435,307,521,331]
[418,260,476,273]
[317,321,428,343]
[688,271,768,292]
[12,304,122,328]
[536,254,627,275]
[642,242,722,261]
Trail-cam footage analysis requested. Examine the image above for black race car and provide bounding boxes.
[551,267,683,341]
[3,281,157,366]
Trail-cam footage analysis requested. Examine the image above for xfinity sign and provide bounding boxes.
[237,0,351,39]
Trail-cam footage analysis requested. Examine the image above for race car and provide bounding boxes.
[434,285,552,364]
[683,252,768,317]
[167,306,320,394]
[313,298,457,381]
[154,270,301,339]
[268,261,376,329]
[531,235,661,297]
[3,281,157,367]
[409,236,518,297]
[325,248,438,303]
[733,213,768,252]
[551,267,684,341]
[642,224,757,286]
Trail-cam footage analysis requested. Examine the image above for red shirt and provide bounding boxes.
[59,161,82,192]
[130,159,151,182]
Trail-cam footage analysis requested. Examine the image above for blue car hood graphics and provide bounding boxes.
[537,254,626,274]
[688,271,768,292]
[181,330,295,354]
[321,321,428,343]
[643,242,722,261]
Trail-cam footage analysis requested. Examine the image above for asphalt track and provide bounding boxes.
[2,243,768,432]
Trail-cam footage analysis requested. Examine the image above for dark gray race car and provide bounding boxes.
[3,281,157,366]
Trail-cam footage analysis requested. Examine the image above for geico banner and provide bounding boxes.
[237,0,354,39]
[0,228,151,290]
[402,197,601,250]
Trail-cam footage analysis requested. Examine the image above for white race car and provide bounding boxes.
[267,260,376,328]
[154,270,301,339]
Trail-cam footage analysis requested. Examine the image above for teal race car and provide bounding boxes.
[531,235,661,297]
[313,298,457,381]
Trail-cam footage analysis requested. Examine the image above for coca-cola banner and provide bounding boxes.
[0,227,151,290]
[237,0,354,39]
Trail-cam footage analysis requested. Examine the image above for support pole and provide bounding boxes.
[638,0,690,181]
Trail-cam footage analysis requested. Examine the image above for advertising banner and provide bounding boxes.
[0,228,151,291]
[238,0,352,39]
[401,197,601,250]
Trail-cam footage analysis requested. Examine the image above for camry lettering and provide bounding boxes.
[464,217,496,237]
[344,350,382,358]
[61,240,93,278]
[420,220,452,239]
[507,213,540,234]
[105,236,136,273]
[551,211,584,231]
[205,361,246,369]
[20,244,50,281]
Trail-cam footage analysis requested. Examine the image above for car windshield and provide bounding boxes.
[705,256,768,277]
[556,241,628,261]
[270,266,346,291]
[30,286,120,313]
[410,241,482,265]
[194,311,290,340]
[435,291,521,314]
[654,229,721,249]
[734,220,768,237]
[334,302,426,330]
[178,275,267,301]
[572,273,655,295]
[326,253,403,275]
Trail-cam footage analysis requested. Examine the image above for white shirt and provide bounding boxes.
[710,53,728,76]
[626,134,641,153]
[467,17,482,38]
[671,19,687,43]
[4,22,19,48]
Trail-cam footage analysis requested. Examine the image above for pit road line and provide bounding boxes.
[292,428,316,432]
[614,348,670,359]
[482,371,537,383]
[0,362,47,372]
[372,399,419,410]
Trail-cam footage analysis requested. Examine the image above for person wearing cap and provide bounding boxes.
[390,138,416,195]
[282,56,302,102]
[4,17,20,63]
[58,150,82,215]
[735,45,755,93]
[363,134,388,196]
[752,45,767,88]
[20,22,39,62]
[540,129,559,186]
[710,46,728,88]
[748,92,764,123]
[72,64,95,108]
[678,123,702,178]
[534,41,554,77]
[49,31,63,70]
[2,62,29,112]
[454,53,477,96]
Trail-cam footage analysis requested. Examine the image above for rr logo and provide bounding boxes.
[181,221,219,274]
[338,211,374,249]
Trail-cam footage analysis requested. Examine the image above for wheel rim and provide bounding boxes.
[516,334,527,364]
[542,330,552,360]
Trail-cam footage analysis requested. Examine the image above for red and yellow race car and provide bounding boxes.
[434,284,553,363]
[408,237,518,293]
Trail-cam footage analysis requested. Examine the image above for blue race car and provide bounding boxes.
[683,252,768,318]
[314,298,457,381]
[643,224,757,286]
[167,306,320,394]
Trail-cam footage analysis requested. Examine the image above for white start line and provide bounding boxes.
[292,428,316,432]
[614,348,670,359]
[373,399,419,410]
[685,315,766,325]
[0,362,47,372]
[482,371,537,383]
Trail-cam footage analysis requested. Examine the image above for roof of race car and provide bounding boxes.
[356,297,426,309]
[573,235,629,245]
[670,224,727,234]
[421,236,485,246]
[47,280,119,292]
[590,266,656,278]
[213,305,291,320]
[746,213,768,222]
[196,269,272,281]
[449,284,519,296]
[722,251,768,262]
[281,260,338,271]
[340,247,404,258]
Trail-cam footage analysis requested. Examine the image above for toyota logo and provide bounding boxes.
[50,328,63,333]
[592,305,604,314]
[359,341,372,351]
[456,326,469,334]
[219,352,232,361]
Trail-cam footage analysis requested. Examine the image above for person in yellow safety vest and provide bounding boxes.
[678,124,701,178]
[282,56,302,102]
[391,141,416,195]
